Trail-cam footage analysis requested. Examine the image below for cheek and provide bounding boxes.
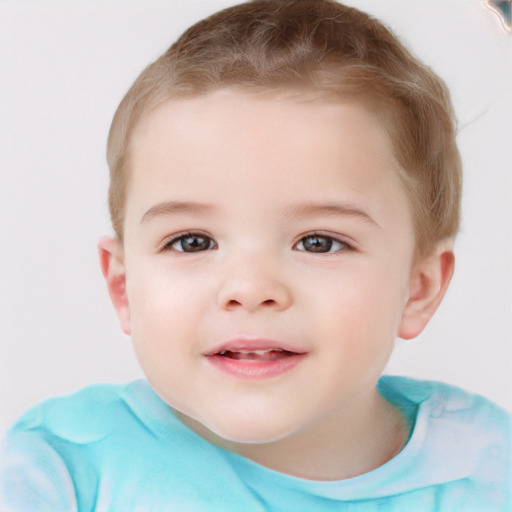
[309,263,408,341]
[125,269,206,396]
[129,260,211,310]
[314,278,401,382]
[126,266,201,346]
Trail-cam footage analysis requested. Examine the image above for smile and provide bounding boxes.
[219,348,293,361]
[205,339,307,379]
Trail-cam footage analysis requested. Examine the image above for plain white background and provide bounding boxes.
[0,0,511,435]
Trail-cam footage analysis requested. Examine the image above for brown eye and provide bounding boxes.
[296,235,347,253]
[169,234,215,252]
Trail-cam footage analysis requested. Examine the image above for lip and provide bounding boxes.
[204,337,307,380]
[205,337,307,356]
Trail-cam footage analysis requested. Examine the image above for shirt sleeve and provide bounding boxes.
[0,430,77,512]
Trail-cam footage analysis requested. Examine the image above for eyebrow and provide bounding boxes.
[141,200,379,226]
[141,201,215,223]
[283,202,379,227]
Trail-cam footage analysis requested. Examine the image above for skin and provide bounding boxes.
[99,90,454,480]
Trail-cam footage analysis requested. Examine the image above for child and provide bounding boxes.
[1,0,510,510]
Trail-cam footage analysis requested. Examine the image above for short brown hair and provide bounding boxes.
[107,0,462,256]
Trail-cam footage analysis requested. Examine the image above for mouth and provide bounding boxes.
[205,339,307,379]
[218,348,297,361]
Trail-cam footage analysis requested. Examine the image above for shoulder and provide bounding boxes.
[380,375,511,509]
[2,382,148,480]
[0,381,153,511]
[6,382,135,444]
[1,383,126,512]
[381,374,511,447]
[380,374,507,410]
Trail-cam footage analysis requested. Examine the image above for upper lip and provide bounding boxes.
[205,337,307,356]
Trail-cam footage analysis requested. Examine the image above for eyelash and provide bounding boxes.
[162,232,217,253]
[161,232,353,254]
[293,232,353,254]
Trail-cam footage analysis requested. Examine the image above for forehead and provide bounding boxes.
[129,90,398,175]
[125,90,410,229]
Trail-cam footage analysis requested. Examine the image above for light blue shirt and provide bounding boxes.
[1,376,510,511]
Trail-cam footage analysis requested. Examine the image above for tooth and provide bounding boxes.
[240,348,283,355]
[218,348,285,356]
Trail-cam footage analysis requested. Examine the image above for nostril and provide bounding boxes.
[224,298,278,311]
[218,281,292,312]
[226,299,242,310]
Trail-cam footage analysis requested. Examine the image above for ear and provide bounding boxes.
[398,241,455,340]
[97,237,131,335]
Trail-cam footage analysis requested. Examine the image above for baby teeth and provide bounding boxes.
[219,348,283,355]
[243,349,282,355]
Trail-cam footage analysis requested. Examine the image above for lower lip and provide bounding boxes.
[205,353,306,380]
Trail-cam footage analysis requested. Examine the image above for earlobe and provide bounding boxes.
[97,237,131,335]
[398,242,455,340]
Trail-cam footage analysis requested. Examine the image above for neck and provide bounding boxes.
[177,389,408,481]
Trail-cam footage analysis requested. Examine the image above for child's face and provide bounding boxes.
[111,90,420,443]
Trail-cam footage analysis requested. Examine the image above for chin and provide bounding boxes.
[179,408,294,444]
[195,412,299,446]
[170,393,304,446]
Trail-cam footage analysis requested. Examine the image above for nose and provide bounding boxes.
[216,252,293,313]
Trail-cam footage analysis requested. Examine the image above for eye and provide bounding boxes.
[164,233,216,253]
[294,234,349,253]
